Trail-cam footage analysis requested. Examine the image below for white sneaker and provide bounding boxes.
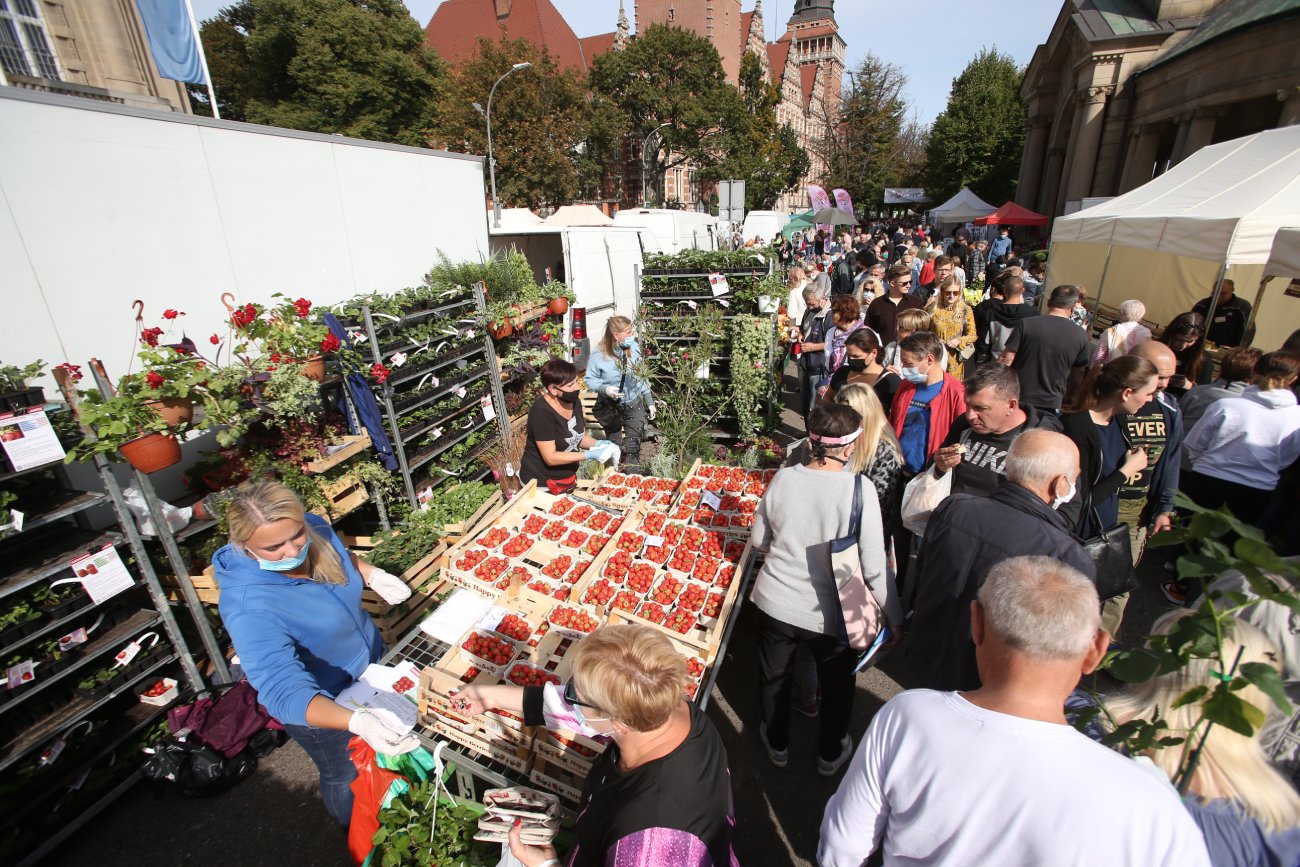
[759,722,788,768]
[818,735,854,777]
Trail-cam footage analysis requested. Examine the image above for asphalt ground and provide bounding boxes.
[49,366,1179,867]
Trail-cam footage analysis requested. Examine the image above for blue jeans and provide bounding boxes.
[285,723,357,829]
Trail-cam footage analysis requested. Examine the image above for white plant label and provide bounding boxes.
[708,273,730,297]
[69,544,133,604]
[684,300,698,310]
[455,387,467,399]
[58,628,89,651]
[480,395,496,422]
[352,331,368,344]
[0,408,65,471]
[113,640,142,668]
[430,376,440,387]
[718,299,730,308]
[695,361,710,380]
[6,660,35,689]
[701,491,722,511]
[390,351,408,367]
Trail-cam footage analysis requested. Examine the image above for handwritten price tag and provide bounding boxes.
[701,491,722,510]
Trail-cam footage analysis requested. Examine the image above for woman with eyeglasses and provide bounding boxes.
[926,276,977,381]
[450,624,738,867]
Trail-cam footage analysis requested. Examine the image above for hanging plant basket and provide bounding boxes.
[119,432,182,473]
[548,297,569,316]
[145,398,194,427]
[301,354,326,382]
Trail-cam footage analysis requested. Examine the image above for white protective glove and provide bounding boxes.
[348,708,420,755]
[647,400,657,421]
[604,386,623,399]
[367,568,412,605]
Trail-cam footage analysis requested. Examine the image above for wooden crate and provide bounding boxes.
[312,472,370,521]
[531,728,605,777]
[442,487,505,537]
[430,719,534,775]
[161,564,221,604]
[529,757,586,804]
[304,433,373,473]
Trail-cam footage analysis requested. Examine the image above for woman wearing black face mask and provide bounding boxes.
[821,327,899,410]
[520,358,603,493]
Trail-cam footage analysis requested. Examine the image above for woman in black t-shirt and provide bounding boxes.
[451,625,738,867]
[520,358,600,492]
[822,327,900,411]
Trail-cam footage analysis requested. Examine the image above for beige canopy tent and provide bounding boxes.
[543,205,613,227]
[931,187,996,224]
[1047,125,1300,349]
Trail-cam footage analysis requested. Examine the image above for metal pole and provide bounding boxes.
[363,305,418,509]
[1201,261,1230,342]
[475,282,512,467]
[182,0,220,119]
[486,63,531,229]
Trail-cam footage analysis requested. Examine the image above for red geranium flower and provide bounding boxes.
[140,327,164,347]
[54,363,83,383]
[162,309,183,320]
[320,332,340,353]
[209,334,221,345]
[231,303,258,329]
[293,298,312,318]
[145,371,165,389]
[370,363,392,383]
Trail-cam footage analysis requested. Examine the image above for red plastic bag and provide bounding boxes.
[347,736,404,865]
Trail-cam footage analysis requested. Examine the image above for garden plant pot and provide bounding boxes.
[119,433,182,473]
[489,321,514,340]
[0,387,45,413]
[301,354,326,382]
[547,297,569,316]
[145,398,194,427]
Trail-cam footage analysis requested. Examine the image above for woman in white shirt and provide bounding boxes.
[1090,299,1151,367]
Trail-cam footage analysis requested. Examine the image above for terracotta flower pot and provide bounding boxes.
[489,320,514,340]
[547,297,569,316]
[145,398,194,427]
[301,354,326,382]
[119,433,182,473]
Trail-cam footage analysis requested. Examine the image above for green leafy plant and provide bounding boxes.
[367,482,495,574]
[0,360,46,392]
[226,293,334,363]
[729,315,775,435]
[371,778,494,867]
[66,388,176,461]
[1076,494,1299,793]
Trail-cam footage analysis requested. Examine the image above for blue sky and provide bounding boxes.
[189,0,1063,127]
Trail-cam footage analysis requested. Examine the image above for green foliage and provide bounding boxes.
[199,0,447,146]
[1097,495,1300,792]
[0,360,45,392]
[261,364,325,428]
[817,53,926,206]
[427,37,588,209]
[702,51,808,210]
[66,388,176,460]
[367,482,495,573]
[371,779,493,866]
[729,315,775,435]
[924,49,1026,206]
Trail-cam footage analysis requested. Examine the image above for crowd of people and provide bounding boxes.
[759,218,1300,865]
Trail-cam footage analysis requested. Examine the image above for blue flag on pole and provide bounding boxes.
[134,0,205,84]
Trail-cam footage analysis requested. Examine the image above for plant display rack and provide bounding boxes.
[375,472,762,808]
[637,254,780,437]
[360,282,510,510]
[0,402,202,866]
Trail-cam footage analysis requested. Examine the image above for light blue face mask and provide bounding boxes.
[619,337,636,349]
[900,366,928,384]
[253,535,311,572]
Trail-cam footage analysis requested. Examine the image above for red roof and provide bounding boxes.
[767,41,790,84]
[579,31,616,62]
[974,201,1050,227]
[425,0,589,72]
[791,23,839,40]
[740,10,755,53]
[800,63,817,108]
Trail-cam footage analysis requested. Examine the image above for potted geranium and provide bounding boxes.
[226,294,336,381]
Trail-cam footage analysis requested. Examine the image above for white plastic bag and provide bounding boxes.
[900,467,953,536]
[122,486,192,537]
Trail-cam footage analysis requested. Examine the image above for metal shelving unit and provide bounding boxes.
[362,282,509,509]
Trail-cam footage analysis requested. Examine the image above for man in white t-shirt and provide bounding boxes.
[818,556,1211,867]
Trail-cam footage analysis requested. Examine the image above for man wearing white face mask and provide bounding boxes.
[908,430,1096,691]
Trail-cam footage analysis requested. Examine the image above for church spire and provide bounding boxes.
[615,0,630,50]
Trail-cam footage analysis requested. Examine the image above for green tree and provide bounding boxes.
[196,0,446,146]
[186,0,256,119]
[427,38,588,210]
[924,48,1026,206]
[590,24,737,202]
[815,52,916,208]
[704,51,809,210]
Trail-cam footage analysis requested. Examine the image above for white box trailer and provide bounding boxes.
[486,225,646,369]
[0,88,489,385]
[612,208,718,254]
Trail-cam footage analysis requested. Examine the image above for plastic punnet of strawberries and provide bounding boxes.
[462,631,515,666]
[550,606,598,633]
[542,555,573,580]
[507,663,560,687]
[582,578,616,606]
[495,613,532,642]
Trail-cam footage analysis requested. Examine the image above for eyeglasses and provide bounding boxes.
[894,280,912,286]
[563,678,597,710]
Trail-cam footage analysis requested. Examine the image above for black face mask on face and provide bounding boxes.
[555,388,581,405]
[847,358,868,372]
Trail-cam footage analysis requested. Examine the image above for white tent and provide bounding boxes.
[931,187,995,224]
[1047,125,1300,350]
[544,204,613,227]
[1265,227,1300,279]
[488,207,543,227]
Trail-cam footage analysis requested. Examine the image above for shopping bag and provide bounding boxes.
[900,467,953,536]
[347,736,407,865]
[831,477,883,650]
[167,680,275,758]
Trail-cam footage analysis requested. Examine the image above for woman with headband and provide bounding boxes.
[750,403,902,777]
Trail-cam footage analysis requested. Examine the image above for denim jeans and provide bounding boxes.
[593,396,647,470]
[284,723,357,829]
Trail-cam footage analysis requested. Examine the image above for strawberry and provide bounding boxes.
[542,520,568,541]
[583,533,610,556]
[474,556,509,583]
[637,601,667,624]
[570,504,594,523]
[724,540,745,563]
[643,544,670,565]
[507,663,560,687]
[583,578,616,606]
[679,582,707,612]
[502,534,533,557]
[651,576,683,605]
[684,657,706,678]
[627,563,657,594]
[670,505,693,520]
[549,497,575,516]
[714,564,736,589]
[567,559,591,584]
[523,514,547,535]
[477,526,510,548]
[692,555,720,584]
[586,511,612,531]
[562,529,589,549]
[616,532,644,554]
[668,549,696,574]
[703,591,725,618]
[455,548,488,571]
[549,607,598,633]
[611,590,639,612]
[542,554,573,580]
[642,513,667,534]
[462,631,516,665]
[607,473,627,485]
[664,610,697,634]
[495,613,532,642]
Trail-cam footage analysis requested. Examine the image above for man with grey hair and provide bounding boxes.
[795,282,831,419]
[909,430,1096,691]
[819,556,1212,867]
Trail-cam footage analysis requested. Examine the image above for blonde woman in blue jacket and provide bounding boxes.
[214,480,419,829]
[585,316,653,473]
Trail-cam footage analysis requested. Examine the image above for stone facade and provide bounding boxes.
[1019,0,1300,219]
[1,0,191,112]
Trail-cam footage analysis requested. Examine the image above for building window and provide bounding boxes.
[0,0,60,80]
[667,6,674,23]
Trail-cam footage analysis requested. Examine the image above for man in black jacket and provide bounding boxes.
[908,430,1097,691]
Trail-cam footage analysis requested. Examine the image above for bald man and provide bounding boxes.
[909,429,1097,691]
[1101,340,1185,629]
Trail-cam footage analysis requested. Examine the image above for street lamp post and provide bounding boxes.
[475,62,531,229]
[641,123,671,207]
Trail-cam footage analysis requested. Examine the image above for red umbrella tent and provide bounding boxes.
[974,201,1049,226]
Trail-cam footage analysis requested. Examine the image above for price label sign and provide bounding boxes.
[480,395,496,422]
[701,491,722,511]
[642,535,665,551]
[390,351,408,367]
[0,408,65,472]
[6,660,35,689]
[113,640,142,668]
[69,544,133,604]
[58,628,89,652]
[417,486,434,512]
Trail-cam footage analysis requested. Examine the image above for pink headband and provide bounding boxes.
[808,428,861,446]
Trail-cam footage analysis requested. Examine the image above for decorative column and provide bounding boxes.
[1040,147,1067,217]
[1018,114,1051,211]
[1063,85,1115,204]
[1278,86,1300,126]
[1120,123,1162,192]
[1176,107,1221,163]
[1169,112,1192,166]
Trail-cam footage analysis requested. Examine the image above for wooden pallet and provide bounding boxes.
[304,433,373,473]
[160,565,221,605]
[311,472,370,521]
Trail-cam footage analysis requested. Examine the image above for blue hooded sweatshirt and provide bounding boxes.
[213,514,385,727]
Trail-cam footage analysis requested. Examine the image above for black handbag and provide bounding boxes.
[1080,493,1136,601]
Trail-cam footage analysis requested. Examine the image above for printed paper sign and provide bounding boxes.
[701,491,722,511]
[480,395,497,422]
[390,351,408,367]
[0,408,65,472]
[58,628,89,652]
[455,387,467,399]
[7,660,35,689]
[642,535,664,550]
[708,273,730,297]
[69,544,134,604]
[417,486,434,512]
[113,640,142,668]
